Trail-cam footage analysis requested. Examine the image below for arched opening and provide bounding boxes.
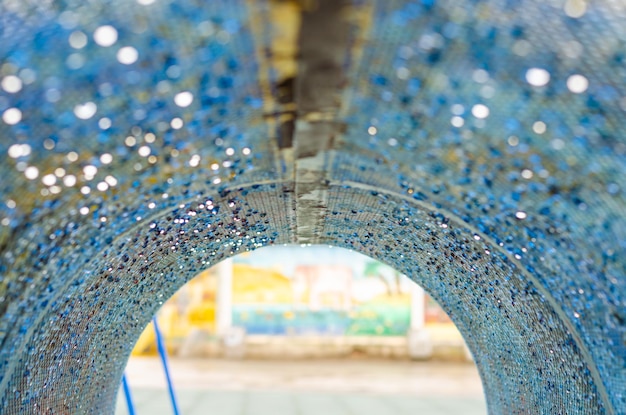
[118,244,486,414]
[0,181,609,414]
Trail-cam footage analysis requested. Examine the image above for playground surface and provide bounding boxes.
[116,358,487,415]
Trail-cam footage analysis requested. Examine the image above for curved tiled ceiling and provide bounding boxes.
[0,0,625,414]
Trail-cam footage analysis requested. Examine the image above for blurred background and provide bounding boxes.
[117,246,486,414]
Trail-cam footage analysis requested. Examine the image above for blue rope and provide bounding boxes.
[152,317,181,415]
[121,374,136,415]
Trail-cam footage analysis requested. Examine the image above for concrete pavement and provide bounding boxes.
[116,358,487,415]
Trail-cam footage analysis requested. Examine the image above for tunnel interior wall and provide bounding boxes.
[0,1,625,414]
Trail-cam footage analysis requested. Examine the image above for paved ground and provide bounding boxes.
[117,358,487,415]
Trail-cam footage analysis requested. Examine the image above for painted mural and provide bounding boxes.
[231,246,414,336]
[133,246,452,354]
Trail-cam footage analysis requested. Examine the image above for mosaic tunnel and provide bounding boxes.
[0,0,625,414]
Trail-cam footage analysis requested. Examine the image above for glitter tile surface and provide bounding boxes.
[0,0,624,414]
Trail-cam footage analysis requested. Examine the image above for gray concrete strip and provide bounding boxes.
[293,0,351,244]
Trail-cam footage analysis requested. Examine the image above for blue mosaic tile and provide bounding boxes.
[0,0,624,414]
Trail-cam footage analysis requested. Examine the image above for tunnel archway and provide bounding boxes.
[0,1,625,414]
[0,180,614,414]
